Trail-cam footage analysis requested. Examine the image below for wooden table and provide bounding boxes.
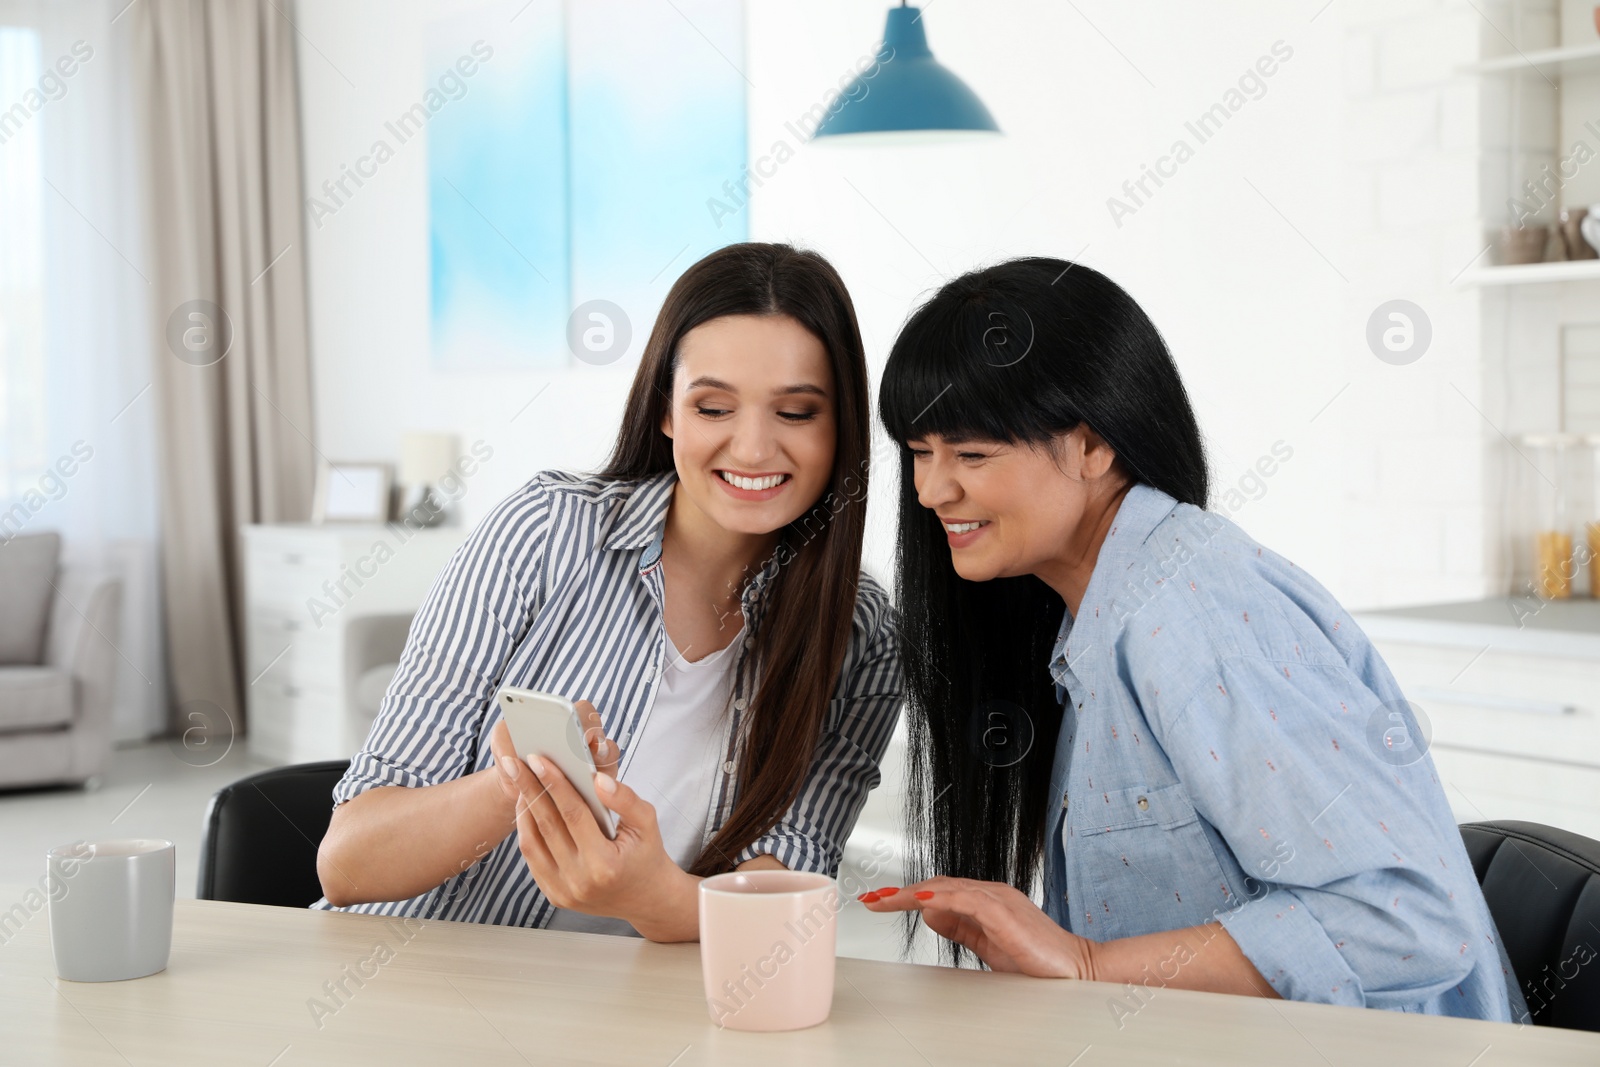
[3,893,1596,1066]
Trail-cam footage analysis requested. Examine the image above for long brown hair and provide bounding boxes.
[602,242,870,877]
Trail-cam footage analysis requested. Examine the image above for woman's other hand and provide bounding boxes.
[859,877,1096,979]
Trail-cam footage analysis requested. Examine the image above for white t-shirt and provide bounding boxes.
[543,629,739,935]
[626,632,739,868]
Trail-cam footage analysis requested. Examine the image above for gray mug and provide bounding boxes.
[48,838,175,982]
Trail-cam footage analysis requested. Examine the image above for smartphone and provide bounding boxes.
[496,686,618,840]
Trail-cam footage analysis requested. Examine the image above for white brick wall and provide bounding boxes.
[1338,1,1502,607]
[1376,9,1483,91]
[1334,0,1600,605]
[1476,0,1600,592]
[1565,324,1600,432]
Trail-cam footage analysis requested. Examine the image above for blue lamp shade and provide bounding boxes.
[812,5,1000,139]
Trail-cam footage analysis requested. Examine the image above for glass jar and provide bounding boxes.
[1524,433,1582,599]
[1588,434,1600,599]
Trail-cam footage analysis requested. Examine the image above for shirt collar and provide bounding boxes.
[602,470,679,555]
[1050,481,1180,682]
[1087,481,1181,579]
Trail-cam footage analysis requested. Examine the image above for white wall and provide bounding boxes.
[294,0,1509,609]
[296,0,639,547]
[742,1,1345,591]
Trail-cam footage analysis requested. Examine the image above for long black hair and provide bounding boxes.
[602,242,871,878]
[877,258,1208,959]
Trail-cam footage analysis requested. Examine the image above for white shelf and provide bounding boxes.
[1455,259,1600,286]
[1459,41,1600,76]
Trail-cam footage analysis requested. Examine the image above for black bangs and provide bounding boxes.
[879,308,1057,447]
[878,256,1208,509]
[879,258,1091,449]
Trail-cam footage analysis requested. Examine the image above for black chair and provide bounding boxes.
[197,760,349,907]
[1460,820,1600,1031]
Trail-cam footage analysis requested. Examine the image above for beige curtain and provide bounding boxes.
[131,0,316,735]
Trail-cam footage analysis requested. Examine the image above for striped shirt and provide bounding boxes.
[311,469,903,930]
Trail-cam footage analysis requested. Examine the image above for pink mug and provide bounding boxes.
[698,870,838,1031]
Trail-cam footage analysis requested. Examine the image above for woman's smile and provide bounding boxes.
[939,516,992,547]
[714,468,793,501]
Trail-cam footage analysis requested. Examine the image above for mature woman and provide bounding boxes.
[315,243,900,940]
[861,258,1524,1021]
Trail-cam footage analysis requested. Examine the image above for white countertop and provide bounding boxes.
[1353,597,1600,660]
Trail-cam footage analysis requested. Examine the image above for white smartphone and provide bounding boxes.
[496,686,618,840]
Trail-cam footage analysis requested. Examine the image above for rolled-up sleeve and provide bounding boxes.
[332,483,552,808]
[1157,654,1476,1008]
[735,585,903,874]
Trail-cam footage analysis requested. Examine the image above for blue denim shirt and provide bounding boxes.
[1043,483,1524,1021]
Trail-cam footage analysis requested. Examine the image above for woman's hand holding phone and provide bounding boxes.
[486,701,617,816]
[488,700,699,942]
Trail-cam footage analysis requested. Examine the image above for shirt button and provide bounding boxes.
[1136,796,1149,811]
[1061,795,1070,810]
[722,761,735,774]
[733,697,747,711]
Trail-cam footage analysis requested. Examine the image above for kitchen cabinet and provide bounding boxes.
[1355,598,1600,839]
[241,524,464,764]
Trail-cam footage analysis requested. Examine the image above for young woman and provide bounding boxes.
[315,243,900,941]
[860,258,1525,1021]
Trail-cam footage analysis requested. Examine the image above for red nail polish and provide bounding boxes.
[856,892,870,902]
[914,890,935,901]
[876,886,901,896]
[861,892,881,904]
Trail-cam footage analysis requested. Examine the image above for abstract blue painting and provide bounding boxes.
[427,0,747,370]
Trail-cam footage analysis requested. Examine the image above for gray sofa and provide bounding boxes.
[0,531,123,789]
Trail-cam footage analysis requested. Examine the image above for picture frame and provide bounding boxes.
[311,461,393,524]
